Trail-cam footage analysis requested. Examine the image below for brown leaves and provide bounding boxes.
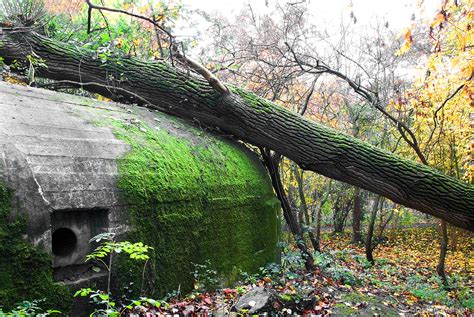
[324,227,472,314]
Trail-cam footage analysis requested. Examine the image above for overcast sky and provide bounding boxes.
[179,0,439,32]
[173,0,440,79]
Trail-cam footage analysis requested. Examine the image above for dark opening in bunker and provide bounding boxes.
[52,227,77,256]
[51,208,108,269]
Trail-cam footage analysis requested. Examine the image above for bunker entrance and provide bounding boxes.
[51,208,108,269]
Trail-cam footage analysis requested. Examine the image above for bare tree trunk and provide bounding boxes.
[377,204,395,237]
[292,164,310,224]
[291,164,321,251]
[333,196,344,233]
[260,149,315,271]
[352,187,362,243]
[339,199,352,232]
[366,196,382,264]
[312,204,322,252]
[450,227,460,252]
[286,168,301,225]
[312,184,331,252]
[437,220,448,284]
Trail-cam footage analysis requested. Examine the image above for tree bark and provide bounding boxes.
[313,201,323,252]
[366,196,382,264]
[333,196,344,233]
[260,149,315,271]
[312,184,330,252]
[292,164,320,251]
[437,220,448,284]
[292,164,310,225]
[1,30,473,231]
[352,187,362,243]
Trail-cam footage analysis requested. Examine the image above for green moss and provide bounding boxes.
[333,293,399,317]
[111,119,279,295]
[0,182,72,311]
[333,303,358,315]
[229,85,286,114]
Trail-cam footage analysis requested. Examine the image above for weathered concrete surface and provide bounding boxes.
[0,82,130,265]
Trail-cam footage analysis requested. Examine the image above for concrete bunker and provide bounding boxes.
[0,82,279,309]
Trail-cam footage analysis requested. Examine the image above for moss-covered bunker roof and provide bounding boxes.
[0,81,275,211]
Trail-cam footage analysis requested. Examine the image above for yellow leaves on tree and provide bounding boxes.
[395,29,413,56]
[430,12,446,29]
[400,0,473,181]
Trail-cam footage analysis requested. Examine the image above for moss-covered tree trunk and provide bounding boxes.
[1,31,473,231]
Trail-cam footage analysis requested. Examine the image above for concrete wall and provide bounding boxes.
[0,83,130,267]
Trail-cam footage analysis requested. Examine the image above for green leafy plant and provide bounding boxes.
[353,254,373,269]
[325,266,359,286]
[239,270,260,285]
[281,249,305,271]
[123,297,167,312]
[312,251,334,269]
[0,300,61,317]
[74,288,118,317]
[191,260,221,292]
[260,262,283,278]
[26,52,47,84]
[313,251,359,286]
[74,233,153,316]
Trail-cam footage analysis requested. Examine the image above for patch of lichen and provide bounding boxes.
[0,182,72,312]
[111,119,279,295]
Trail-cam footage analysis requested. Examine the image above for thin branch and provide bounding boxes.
[284,41,428,164]
[84,0,170,38]
[298,76,318,115]
[425,82,467,150]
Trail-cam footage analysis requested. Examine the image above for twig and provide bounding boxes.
[425,82,467,151]
[84,0,170,38]
[298,76,318,115]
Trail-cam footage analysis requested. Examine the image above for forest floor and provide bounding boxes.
[323,227,473,316]
[135,227,473,316]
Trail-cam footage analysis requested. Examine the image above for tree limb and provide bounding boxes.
[0,31,472,230]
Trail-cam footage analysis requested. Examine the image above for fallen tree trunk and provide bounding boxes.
[1,30,473,231]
